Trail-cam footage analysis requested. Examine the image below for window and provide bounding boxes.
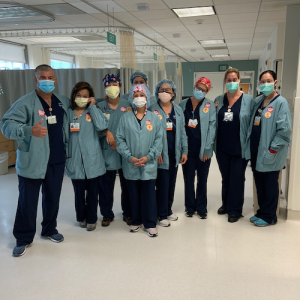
[0,60,24,70]
[50,59,72,69]
[50,53,74,69]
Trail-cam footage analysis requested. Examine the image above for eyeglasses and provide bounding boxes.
[195,87,206,93]
[260,80,275,84]
[159,88,172,93]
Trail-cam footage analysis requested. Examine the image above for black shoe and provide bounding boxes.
[123,216,132,226]
[197,213,207,219]
[228,215,240,223]
[218,207,227,215]
[185,211,194,218]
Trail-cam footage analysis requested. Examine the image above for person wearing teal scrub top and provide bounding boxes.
[116,84,163,237]
[66,82,108,232]
[97,74,132,227]
[247,70,291,227]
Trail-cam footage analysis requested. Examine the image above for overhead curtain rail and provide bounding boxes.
[81,0,188,63]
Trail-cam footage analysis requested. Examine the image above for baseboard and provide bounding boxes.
[287,209,300,221]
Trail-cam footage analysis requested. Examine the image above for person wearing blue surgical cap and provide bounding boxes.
[149,79,188,227]
[120,71,157,106]
[116,84,163,237]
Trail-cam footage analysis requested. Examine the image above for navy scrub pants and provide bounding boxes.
[72,176,99,224]
[13,162,65,247]
[182,156,211,214]
[216,150,248,217]
[156,158,178,219]
[251,152,280,224]
[98,169,131,219]
[126,179,157,228]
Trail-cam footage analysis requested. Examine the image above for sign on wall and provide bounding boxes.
[219,64,228,71]
[153,53,157,61]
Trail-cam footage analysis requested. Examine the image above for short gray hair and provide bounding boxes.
[35,64,55,77]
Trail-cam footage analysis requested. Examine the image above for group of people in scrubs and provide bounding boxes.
[0,64,291,257]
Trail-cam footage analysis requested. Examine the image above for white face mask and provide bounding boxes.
[158,92,172,103]
[75,98,89,107]
[133,97,147,108]
[105,86,120,99]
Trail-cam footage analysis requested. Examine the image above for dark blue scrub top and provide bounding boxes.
[184,98,203,157]
[38,94,65,165]
[165,104,176,158]
[250,94,280,153]
[217,93,242,156]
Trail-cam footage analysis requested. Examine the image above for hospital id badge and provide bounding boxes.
[254,116,261,126]
[104,113,110,121]
[166,121,173,131]
[188,119,198,128]
[70,123,80,132]
[223,112,233,122]
[47,115,57,124]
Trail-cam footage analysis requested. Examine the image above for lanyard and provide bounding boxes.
[258,94,280,116]
[158,101,176,127]
[133,109,146,130]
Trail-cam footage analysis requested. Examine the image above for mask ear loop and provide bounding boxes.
[274,80,278,91]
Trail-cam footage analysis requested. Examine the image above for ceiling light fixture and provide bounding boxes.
[173,33,181,38]
[172,6,215,18]
[211,54,229,58]
[25,37,82,43]
[200,39,225,45]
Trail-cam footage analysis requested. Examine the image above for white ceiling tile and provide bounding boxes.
[87,1,125,12]
[193,34,225,40]
[56,14,101,24]
[161,31,193,38]
[258,10,286,20]
[150,26,189,33]
[221,21,256,29]
[112,0,169,12]
[255,26,276,32]
[135,9,176,20]
[226,38,253,43]
[120,20,149,28]
[185,23,222,31]
[112,12,137,21]
[215,3,260,15]
[89,13,108,22]
[137,27,157,34]
[254,32,273,38]
[14,0,64,4]
[143,18,182,27]
[163,0,213,8]
[224,33,254,39]
[218,12,258,23]
[256,19,286,27]
[214,0,260,3]
[227,41,252,46]
[260,1,295,11]
[223,28,255,35]
[70,2,100,14]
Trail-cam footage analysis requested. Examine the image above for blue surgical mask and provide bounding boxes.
[193,88,206,100]
[226,82,239,93]
[38,80,55,93]
[260,83,275,96]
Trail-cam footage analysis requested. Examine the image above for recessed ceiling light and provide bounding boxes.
[172,6,215,18]
[211,54,229,58]
[200,39,225,45]
[25,37,81,43]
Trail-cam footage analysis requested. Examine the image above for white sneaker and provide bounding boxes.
[130,225,140,232]
[158,219,170,227]
[167,214,178,221]
[145,228,158,237]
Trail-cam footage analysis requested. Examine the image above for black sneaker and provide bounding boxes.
[217,207,227,215]
[41,233,64,243]
[12,244,30,257]
[197,212,207,219]
[185,211,194,218]
[228,215,240,223]
[123,216,132,226]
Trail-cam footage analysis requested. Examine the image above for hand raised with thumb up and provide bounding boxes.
[32,119,47,138]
